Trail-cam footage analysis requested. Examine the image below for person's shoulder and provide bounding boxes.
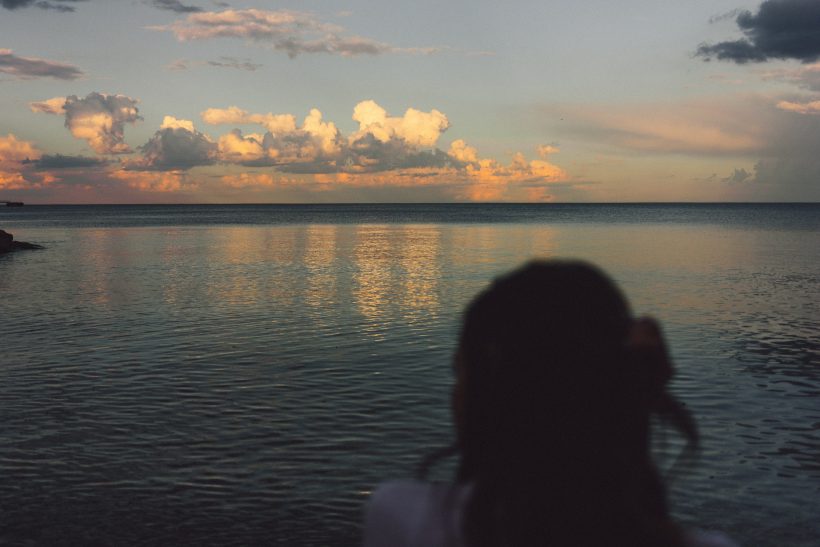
[685,529,741,547]
[369,479,434,506]
[365,479,450,526]
[363,480,433,547]
[363,480,466,547]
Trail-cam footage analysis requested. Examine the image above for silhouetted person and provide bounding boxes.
[363,260,737,547]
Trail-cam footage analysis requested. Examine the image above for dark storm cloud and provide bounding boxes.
[149,0,202,13]
[697,0,820,63]
[22,153,108,169]
[344,133,455,173]
[133,126,217,170]
[0,49,83,80]
[1,0,86,12]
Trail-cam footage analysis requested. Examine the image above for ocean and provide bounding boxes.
[1,203,818,546]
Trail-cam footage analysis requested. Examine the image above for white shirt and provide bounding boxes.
[363,480,739,547]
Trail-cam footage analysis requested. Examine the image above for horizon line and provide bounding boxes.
[3,201,819,207]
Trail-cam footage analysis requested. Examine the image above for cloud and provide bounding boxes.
[202,106,297,133]
[217,129,266,163]
[762,63,820,91]
[0,133,40,162]
[160,115,195,131]
[149,0,202,13]
[167,59,191,71]
[747,156,820,199]
[220,173,280,188]
[31,92,142,154]
[200,101,569,198]
[553,98,766,155]
[0,133,57,190]
[448,139,478,163]
[111,170,194,193]
[0,49,83,80]
[22,153,109,169]
[305,144,569,202]
[207,56,261,71]
[167,56,261,71]
[697,0,820,63]
[9,100,571,202]
[203,105,343,170]
[1,0,86,11]
[722,167,753,183]
[130,117,217,170]
[350,100,449,147]
[537,144,560,157]
[204,101,455,173]
[454,148,568,201]
[29,96,68,114]
[775,99,820,114]
[152,8,420,58]
[709,8,743,24]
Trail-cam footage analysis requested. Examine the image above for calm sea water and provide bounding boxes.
[1,204,818,546]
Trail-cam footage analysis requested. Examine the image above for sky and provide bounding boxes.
[1,0,820,203]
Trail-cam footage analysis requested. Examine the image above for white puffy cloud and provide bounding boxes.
[31,92,141,154]
[448,139,477,163]
[350,100,449,147]
[200,100,568,195]
[204,105,344,169]
[303,108,342,155]
[14,99,571,201]
[202,106,296,133]
[217,129,266,163]
[160,115,196,131]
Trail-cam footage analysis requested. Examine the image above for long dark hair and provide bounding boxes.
[422,260,698,546]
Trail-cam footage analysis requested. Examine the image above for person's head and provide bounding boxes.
[447,260,697,546]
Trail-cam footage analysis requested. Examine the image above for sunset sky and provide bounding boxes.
[1,0,819,203]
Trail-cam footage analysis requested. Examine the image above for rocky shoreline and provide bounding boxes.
[0,229,44,254]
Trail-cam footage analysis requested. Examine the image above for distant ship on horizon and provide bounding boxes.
[2,201,24,207]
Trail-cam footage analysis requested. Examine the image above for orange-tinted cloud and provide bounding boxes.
[202,106,297,133]
[553,98,765,155]
[776,100,820,114]
[0,133,57,189]
[111,170,191,193]
[17,99,572,202]
[151,9,414,58]
[31,92,142,154]
[0,133,40,162]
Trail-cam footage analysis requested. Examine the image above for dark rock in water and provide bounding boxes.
[0,229,43,253]
[11,240,44,250]
[0,230,11,253]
